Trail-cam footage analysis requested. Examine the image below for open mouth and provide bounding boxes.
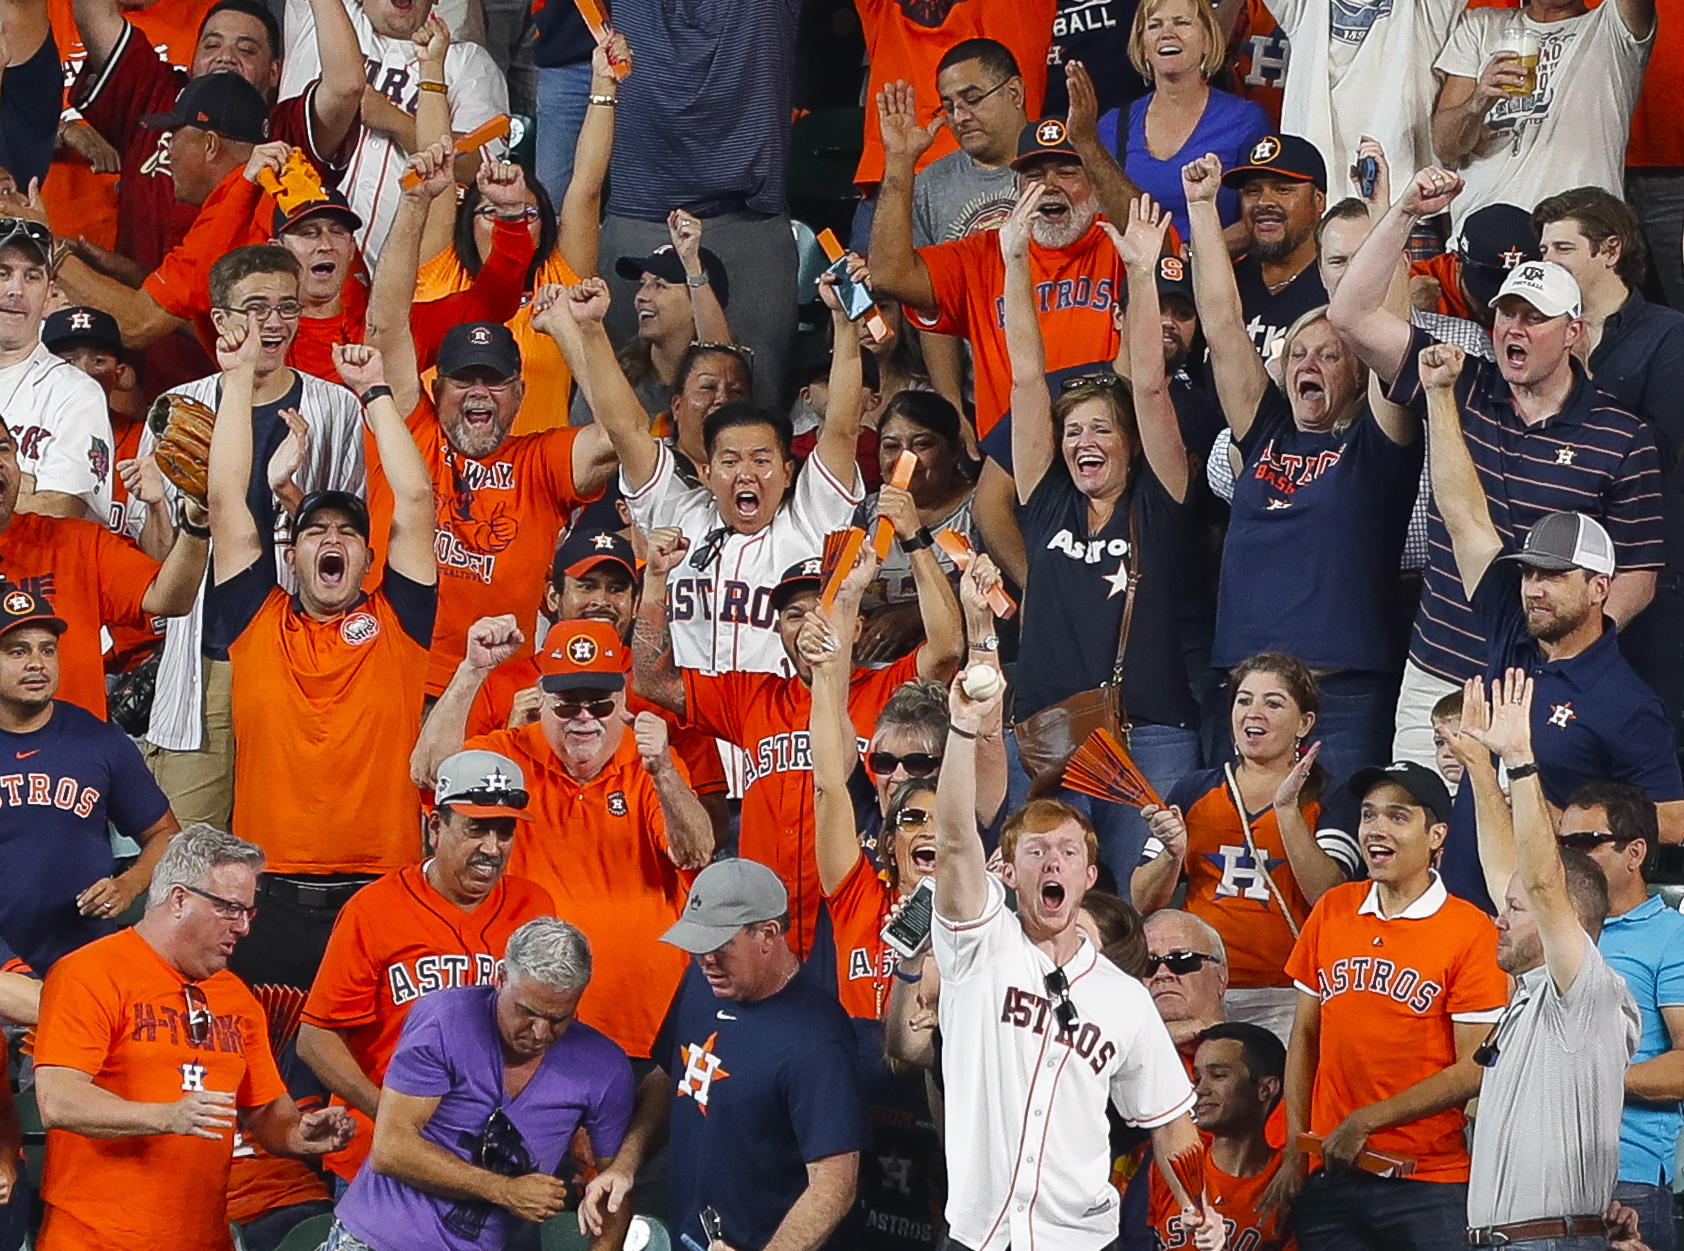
[466,856,501,880]
[1040,881,1066,910]
[732,490,760,522]
[259,332,288,351]
[1155,38,1184,54]
[310,261,337,280]
[461,404,497,429]
[1036,198,1070,221]
[1504,344,1527,369]
[1073,451,1106,479]
[1295,376,1324,401]
[1242,724,1267,743]
[317,550,346,588]
[1364,840,1395,868]
[1251,211,1285,234]
[911,845,936,870]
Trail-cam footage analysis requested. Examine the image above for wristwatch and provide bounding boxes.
[685,272,710,289]
[901,526,934,552]
[970,635,1000,652]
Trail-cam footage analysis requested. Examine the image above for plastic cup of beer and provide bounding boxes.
[1501,30,1540,95]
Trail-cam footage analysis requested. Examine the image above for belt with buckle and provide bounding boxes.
[258,874,375,910]
[1466,1216,1606,1246]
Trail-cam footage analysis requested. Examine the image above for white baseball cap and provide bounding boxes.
[1489,260,1582,319]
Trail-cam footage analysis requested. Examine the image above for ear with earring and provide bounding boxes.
[1294,735,1308,761]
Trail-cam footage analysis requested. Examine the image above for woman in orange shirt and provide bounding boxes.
[1131,653,1360,1040]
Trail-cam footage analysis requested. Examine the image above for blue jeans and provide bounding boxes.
[1292,1169,1469,1251]
[1310,670,1400,790]
[1615,1179,1677,1251]
[1006,721,1201,897]
[1627,168,1684,311]
[534,61,594,207]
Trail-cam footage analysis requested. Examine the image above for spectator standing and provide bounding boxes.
[296,748,555,1192]
[0,586,179,973]
[530,1,593,205]
[204,334,436,989]
[1271,763,1507,1247]
[1046,0,1151,119]
[31,826,354,1251]
[1558,783,1684,1251]
[1458,670,1642,1251]
[1098,0,1271,239]
[1625,7,1684,312]
[325,918,637,1251]
[0,0,62,190]
[1431,0,1654,232]
[912,39,1032,246]
[580,858,870,1251]
[1533,188,1684,765]
[1220,137,1329,360]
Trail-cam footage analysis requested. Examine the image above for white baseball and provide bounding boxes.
[961,666,1003,701]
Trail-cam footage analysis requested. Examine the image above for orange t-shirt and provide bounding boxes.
[1628,0,1682,163]
[1177,783,1323,989]
[682,652,922,958]
[1283,879,1507,1184]
[463,722,693,1058]
[466,654,729,795]
[300,863,555,1179]
[34,928,287,1251]
[1148,1151,1297,1250]
[1229,0,1288,129]
[826,854,896,1020]
[911,220,1122,437]
[365,398,601,696]
[0,512,159,718]
[414,249,578,437]
[1409,252,1473,321]
[215,566,434,874]
[852,0,1057,187]
[226,1141,332,1225]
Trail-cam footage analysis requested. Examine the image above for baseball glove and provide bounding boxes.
[147,393,217,504]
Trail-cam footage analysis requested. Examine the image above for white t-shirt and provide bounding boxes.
[1268,0,1466,184]
[621,442,863,676]
[934,875,1196,1251]
[0,342,115,523]
[279,0,509,265]
[1435,3,1652,231]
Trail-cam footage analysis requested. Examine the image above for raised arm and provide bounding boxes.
[870,486,963,681]
[556,34,630,278]
[303,0,365,158]
[365,139,457,416]
[1327,167,1462,383]
[71,0,125,74]
[1107,199,1189,502]
[628,527,690,720]
[1431,57,1528,168]
[411,16,457,264]
[1270,744,1346,904]
[806,555,876,896]
[409,614,526,786]
[334,344,436,585]
[1182,154,1269,436]
[1063,60,1141,228]
[1420,343,1502,595]
[933,669,1003,923]
[1002,186,1054,502]
[1446,675,1518,905]
[866,81,941,313]
[206,318,265,585]
[666,208,731,343]
[813,262,867,490]
[630,712,714,871]
[959,556,1009,827]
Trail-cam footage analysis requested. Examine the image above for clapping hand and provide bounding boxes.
[998,182,1046,262]
[1105,192,1172,271]
[1466,667,1534,768]
[876,80,941,164]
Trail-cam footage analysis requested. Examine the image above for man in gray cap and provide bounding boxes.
[297,748,556,1192]
[578,858,869,1251]
[1421,337,1684,908]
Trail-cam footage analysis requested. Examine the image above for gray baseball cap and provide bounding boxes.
[660,859,788,954]
[1497,511,1615,577]
[434,749,534,821]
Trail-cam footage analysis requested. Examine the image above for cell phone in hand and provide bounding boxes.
[1357,155,1379,199]
[822,255,875,322]
[881,874,937,960]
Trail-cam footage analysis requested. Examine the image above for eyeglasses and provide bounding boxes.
[1044,966,1079,1033]
[1145,950,1218,976]
[868,751,942,778]
[216,300,303,322]
[182,982,214,1049]
[1556,831,1624,852]
[690,340,755,366]
[935,78,1011,119]
[894,806,932,829]
[182,883,259,923]
[473,204,541,220]
[547,696,617,720]
[1059,371,1124,393]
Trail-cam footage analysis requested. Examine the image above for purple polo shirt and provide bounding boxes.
[337,984,634,1251]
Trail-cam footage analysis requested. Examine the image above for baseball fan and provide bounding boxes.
[1061,729,1162,809]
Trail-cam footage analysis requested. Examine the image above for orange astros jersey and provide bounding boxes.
[34,928,287,1251]
[1150,1152,1296,1250]
[301,863,555,1180]
[910,219,1122,437]
[1284,879,1507,1183]
[827,855,896,1020]
[365,398,602,695]
[464,723,693,1058]
[682,651,922,958]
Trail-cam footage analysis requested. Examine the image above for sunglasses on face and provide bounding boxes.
[182,982,213,1049]
[893,806,932,829]
[547,697,617,720]
[868,751,941,778]
[1556,831,1623,852]
[1044,966,1079,1033]
[1145,951,1217,976]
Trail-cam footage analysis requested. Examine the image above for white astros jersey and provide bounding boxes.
[934,876,1195,1251]
[280,0,508,265]
[622,442,862,676]
[0,342,115,526]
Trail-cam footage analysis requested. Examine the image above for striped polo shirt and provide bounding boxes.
[1388,326,1664,684]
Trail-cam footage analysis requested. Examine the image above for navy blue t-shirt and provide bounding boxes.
[1443,561,1684,912]
[655,961,870,1251]
[0,701,170,971]
[1215,385,1421,670]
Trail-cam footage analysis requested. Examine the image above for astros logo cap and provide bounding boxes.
[537,618,626,694]
[0,584,67,639]
[770,558,825,612]
[434,748,534,821]
[437,321,521,383]
[1011,117,1083,172]
[1221,133,1328,192]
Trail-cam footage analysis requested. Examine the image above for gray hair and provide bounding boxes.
[872,678,950,749]
[146,823,266,908]
[503,917,593,994]
[1144,908,1229,967]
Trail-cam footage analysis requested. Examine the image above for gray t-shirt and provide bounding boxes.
[1467,935,1641,1228]
[911,150,1019,247]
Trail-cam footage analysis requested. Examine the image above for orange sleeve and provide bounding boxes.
[681,669,761,744]
[140,172,266,320]
[93,522,163,631]
[302,902,382,1030]
[34,951,119,1076]
[235,998,287,1110]
[1282,890,1329,991]
[670,727,727,796]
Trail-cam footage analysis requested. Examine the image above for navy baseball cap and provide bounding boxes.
[1348,762,1454,827]
[1011,117,1083,172]
[0,585,67,638]
[437,322,521,382]
[1222,134,1327,193]
[292,489,370,540]
[140,72,270,145]
[1457,204,1540,309]
[552,528,636,583]
[1155,253,1193,300]
[43,306,123,356]
[615,244,730,309]
[770,558,824,612]
[273,187,363,236]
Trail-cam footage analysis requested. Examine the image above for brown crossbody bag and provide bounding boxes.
[1011,503,1139,797]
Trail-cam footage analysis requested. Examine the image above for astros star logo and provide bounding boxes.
[69,311,93,331]
[591,533,617,549]
[482,767,512,792]
[1547,702,1577,728]
[567,635,598,663]
[1555,447,1576,465]
[1101,556,1132,599]
[676,1032,729,1112]
[1500,248,1526,269]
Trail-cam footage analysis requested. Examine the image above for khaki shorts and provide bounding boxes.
[143,658,234,829]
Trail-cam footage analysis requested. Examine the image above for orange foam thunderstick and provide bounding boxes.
[816,228,891,343]
[399,115,513,189]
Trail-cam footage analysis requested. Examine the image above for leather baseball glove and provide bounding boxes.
[147,393,217,504]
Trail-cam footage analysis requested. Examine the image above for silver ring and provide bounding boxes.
[1511,695,1524,704]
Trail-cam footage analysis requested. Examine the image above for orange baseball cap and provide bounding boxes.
[537,619,627,694]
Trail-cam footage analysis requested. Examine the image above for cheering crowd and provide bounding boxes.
[1,0,1683,1246]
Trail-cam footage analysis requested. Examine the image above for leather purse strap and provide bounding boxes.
[1107,501,1141,730]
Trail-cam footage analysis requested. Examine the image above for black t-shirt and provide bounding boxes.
[1231,257,1327,362]
[1044,0,1149,119]
[1014,458,1197,728]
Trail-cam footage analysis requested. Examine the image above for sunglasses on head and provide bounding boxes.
[1145,950,1217,976]
[548,696,617,720]
[1044,966,1079,1033]
[1059,371,1124,394]
[0,218,52,254]
[868,751,941,778]
[1556,831,1624,852]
